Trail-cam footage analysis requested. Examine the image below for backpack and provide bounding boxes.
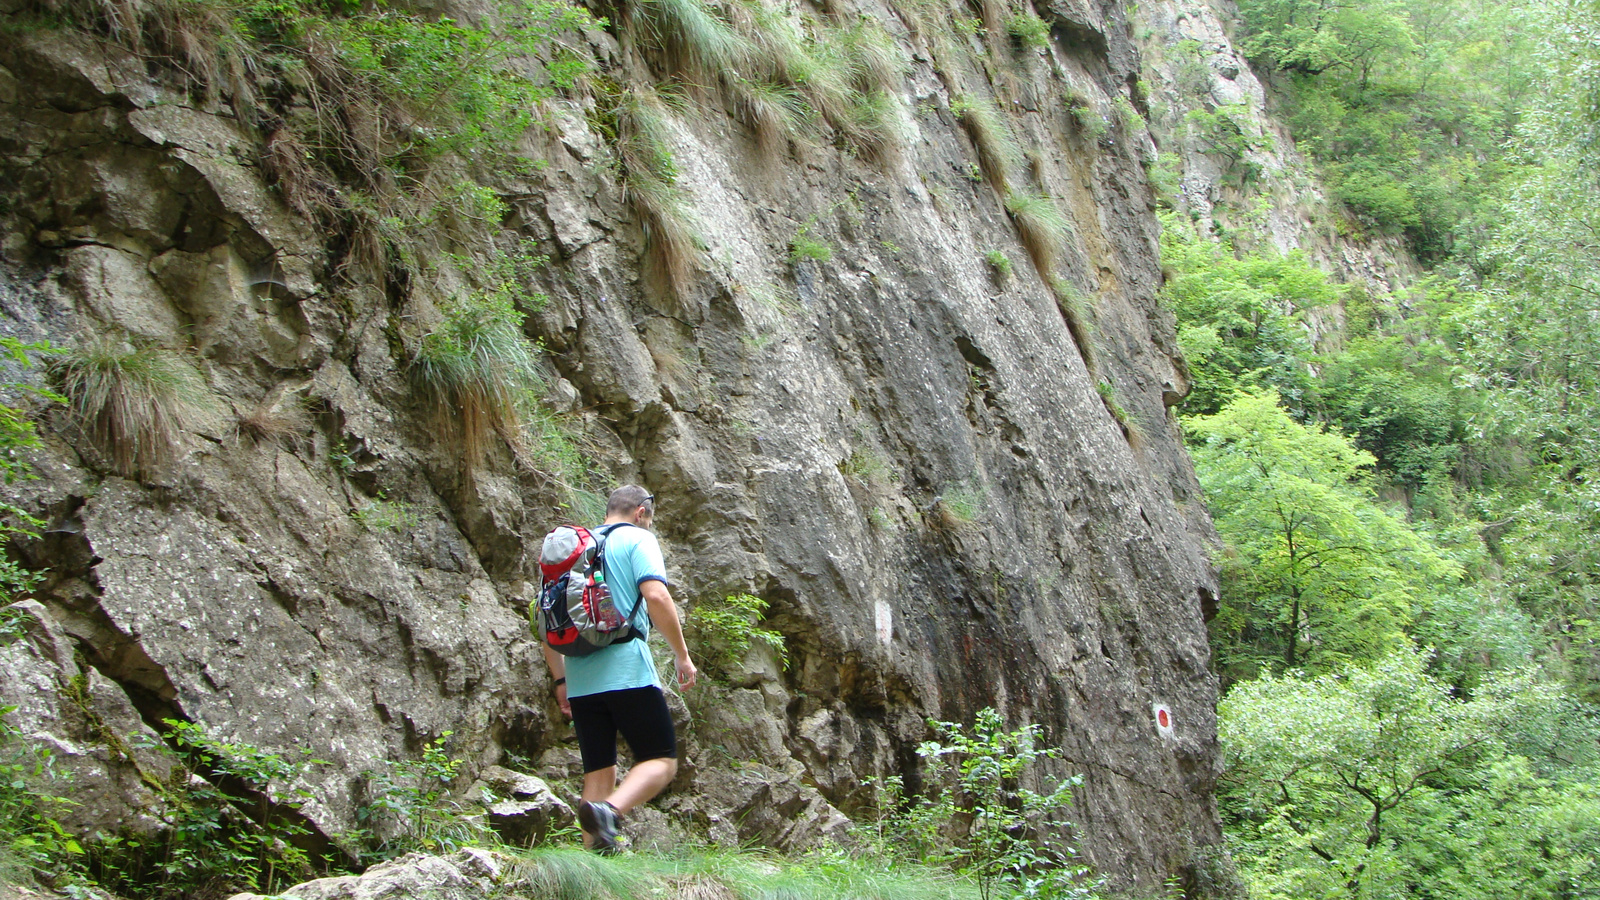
[535,523,646,657]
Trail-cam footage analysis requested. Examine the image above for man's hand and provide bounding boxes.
[675,654,698,690]
[556,681,571,717]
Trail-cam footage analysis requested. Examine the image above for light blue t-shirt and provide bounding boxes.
[564,523,669,698]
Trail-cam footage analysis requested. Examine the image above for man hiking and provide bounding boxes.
[542,485,698,854]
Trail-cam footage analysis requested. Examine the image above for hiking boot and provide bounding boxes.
[578,799,622,855]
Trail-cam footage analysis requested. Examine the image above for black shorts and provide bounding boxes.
[570,686,677,773]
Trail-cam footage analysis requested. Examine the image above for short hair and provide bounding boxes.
[607,484,654,518]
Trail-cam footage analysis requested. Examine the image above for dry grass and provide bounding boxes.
[1050,276,1098,373]
[733,78,809,161]
[617,94,705,298]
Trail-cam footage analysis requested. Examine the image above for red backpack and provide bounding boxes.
[534,524,645,656]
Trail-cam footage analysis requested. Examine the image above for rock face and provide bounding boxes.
[0,0,1232,891]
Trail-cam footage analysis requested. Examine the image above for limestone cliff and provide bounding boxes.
[0,0,1233,891]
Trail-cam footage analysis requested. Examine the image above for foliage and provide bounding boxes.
[0,707,81,889]
[686,592,787,677]
[984,250,1013,281]
[352,494,421,531]
[883,709,1094,900]
[789,224,833,263]
[934,483,987,531]
[0,338,58,603]
[1231,0,1535,257]
[52,339,204,478]
[1220,650,1600,900]
[1006,12,1050,52]
[1185,391,1459,683]
[87,719,320,898]
[1159,212,1343,417]
[357,732,494,862]
[411,289,544,466]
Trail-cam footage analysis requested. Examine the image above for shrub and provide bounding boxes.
[880,709,1094,900]
[1006,12,1051,52]
[1004,191,1068,276]
[358,733,493,862]
[411,292,544,466]
[86,719,321,897]
[53,339,204,478]
[352,494,421,531]
[686,592,787,677]
[0,707,80,889]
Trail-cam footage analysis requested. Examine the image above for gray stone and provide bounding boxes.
[464,766,573,846]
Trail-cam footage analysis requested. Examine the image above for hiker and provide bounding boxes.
[541,485,698,854]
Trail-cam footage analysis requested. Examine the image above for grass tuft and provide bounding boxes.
[984,249,1013,282]
[734,77,809,161]
[1004,190,1069,275]
[952,96,1023,189]
[618,94,705,298]
[511,846,650,900]
[635,0,752,81]
[53,340,204,477]
[1050,276,1098,373]
[411,292,544,466]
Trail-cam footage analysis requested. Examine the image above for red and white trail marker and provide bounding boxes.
[1152,703,1175,738]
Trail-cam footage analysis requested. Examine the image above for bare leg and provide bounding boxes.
[604,757,678,815]
[580,767,617,849]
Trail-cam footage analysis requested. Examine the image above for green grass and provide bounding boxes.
[635,0,752,80]
[735,77,809,159]
[1003,191,1069,275]
[789,225,832,263]
[934,482,988,531]
[984,250,1013,281]
[1006,12,1051,52]
[617,94,705,297]
[53,340,204,477]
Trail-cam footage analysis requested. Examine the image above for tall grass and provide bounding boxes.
[635,0,752,81]
[53,340,204,477]
[734,78,810,160]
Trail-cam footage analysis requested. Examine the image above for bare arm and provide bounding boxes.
[640,580,697,690]
[542,644,570,717]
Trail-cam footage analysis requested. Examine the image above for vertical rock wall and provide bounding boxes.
[0,0,1230,890]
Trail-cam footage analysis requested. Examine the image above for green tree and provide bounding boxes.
[1159,213,1343,417]
[1220,650,1600,900]
[1185,391,1458,682]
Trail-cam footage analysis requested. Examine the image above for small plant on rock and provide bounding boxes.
[789,224,833,264]
[896,709,1094,900]
[358,732,493,862]
[985,250,1013,282]
[687,593,787,678]
[1006,12,1051,52]
[953,96,1024,189]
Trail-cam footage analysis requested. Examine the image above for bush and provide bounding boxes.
[358,732,493,862]
[879,709,1095,900]
[686,593,787,678]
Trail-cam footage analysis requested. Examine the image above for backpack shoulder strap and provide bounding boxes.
[594,523,647,630]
